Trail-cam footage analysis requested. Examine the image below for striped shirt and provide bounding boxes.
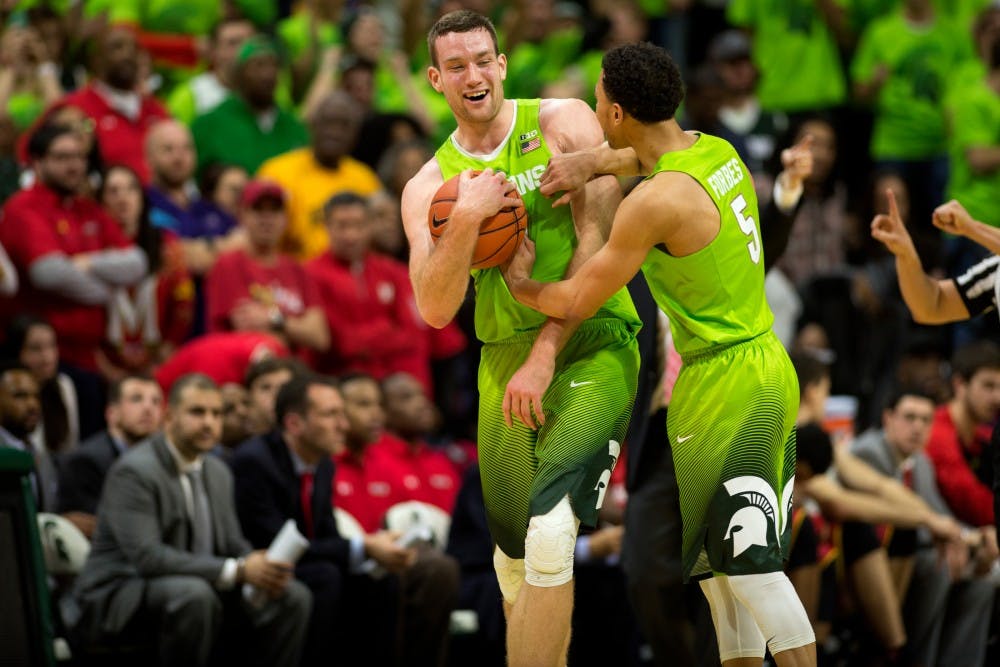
[954,254,1000,319]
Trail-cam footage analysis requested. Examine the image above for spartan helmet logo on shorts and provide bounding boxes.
[722,476,795,559]
[593,440,621,509]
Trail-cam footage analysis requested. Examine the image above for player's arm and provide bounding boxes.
[506,190,656,321]
[539,142,643,207]
[871,189,970,323]
[803,474,959,539]
[500,99,623,429]
[933,199,1000,256]
[401,161,520,328]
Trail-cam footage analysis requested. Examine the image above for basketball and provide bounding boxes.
[428,171,527,269]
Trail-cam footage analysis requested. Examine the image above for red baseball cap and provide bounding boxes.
[241,179,286,208]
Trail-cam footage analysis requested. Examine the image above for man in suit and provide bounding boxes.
[58,375,164,537]
[69,373,310,667]
[851,387,996,667]
[0,362,58,513]
[232,372,419,666]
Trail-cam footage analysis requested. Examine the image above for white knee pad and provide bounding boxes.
[726,572,815,655]
[699,576,766,661]
[524,496,580,588]
[493,547,525,605]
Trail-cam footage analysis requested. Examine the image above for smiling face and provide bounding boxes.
[428,28,507,125]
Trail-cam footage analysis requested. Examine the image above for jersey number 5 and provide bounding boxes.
[730,194,761,265]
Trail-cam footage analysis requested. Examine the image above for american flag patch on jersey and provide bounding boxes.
[520,137,541,154]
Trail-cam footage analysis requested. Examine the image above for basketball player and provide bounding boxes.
[402,10,640,667]
[504,43,816,666]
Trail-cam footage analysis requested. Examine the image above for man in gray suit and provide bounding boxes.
[69,373,311,666]
[851,387,996,667]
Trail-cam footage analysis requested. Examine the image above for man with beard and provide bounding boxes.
[925,341,1000,533]
[0,363,56,511]
[205,180,329,355]
[258,91,382,260]
[61,27,170,183]
[192,36,308,176]
[69,373,310,667]
[0,124,147,374]
[58,376,163,537]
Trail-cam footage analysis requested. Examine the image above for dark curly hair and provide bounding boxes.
[601,42,684,123]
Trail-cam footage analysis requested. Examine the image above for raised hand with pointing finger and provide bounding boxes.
[871,188,918,260]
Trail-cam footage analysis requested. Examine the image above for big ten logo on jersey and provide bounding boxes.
[593,440,621,509]
[706,157,745,200]
[508,164,547,197]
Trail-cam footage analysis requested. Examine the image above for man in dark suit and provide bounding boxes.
[69,373,310,667]
[232,372,420,666]
[58,375,163,537]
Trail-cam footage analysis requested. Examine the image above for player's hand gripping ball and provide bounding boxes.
[428,171,527,269]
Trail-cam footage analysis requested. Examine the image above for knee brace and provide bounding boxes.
[493,547,525,605]
[524,496,580,588]
[699,576,766,661]
[726,572,815,655]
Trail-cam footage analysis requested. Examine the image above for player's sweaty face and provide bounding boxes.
[432,29,506,123]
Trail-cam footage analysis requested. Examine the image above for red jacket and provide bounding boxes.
[61,84,170,183]
[333,444,407,534]
[154,331,288,394]
[371,433,461,514]
[925,404,995,527]
[0,183,135,370]
[307,252,447,390]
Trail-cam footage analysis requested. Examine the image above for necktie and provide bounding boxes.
[186,469,214,555]
[301,471,315,539]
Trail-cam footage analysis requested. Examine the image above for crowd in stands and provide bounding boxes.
[0,0,998,665]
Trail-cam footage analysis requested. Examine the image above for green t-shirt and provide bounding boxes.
[852,10,973,159]
[727,0,848,112]
[82,0,273,31]
[191,94,309,176]
[946,79,1000,226]
[433,99,639,343]
[641,133,774,357]
[504,28,583,100]
[277,12,341,65]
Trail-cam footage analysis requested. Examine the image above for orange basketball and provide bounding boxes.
[428,171,527,269]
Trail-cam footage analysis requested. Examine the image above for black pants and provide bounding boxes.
[622,409,719,666]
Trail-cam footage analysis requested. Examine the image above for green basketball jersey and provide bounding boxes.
[434,99,639,343]
[641,133,774,358]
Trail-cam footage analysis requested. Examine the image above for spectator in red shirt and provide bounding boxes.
[154,331,288,395]
[61,27,170,183]
[0,123,146,373]
[206,179,330,356]
[332,372,459,667]
[376,371,462,513]
[926,340,1000,530]
[333,373,403,533]
[308,192,463,391]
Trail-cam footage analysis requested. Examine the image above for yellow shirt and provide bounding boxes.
[257,148,383,259]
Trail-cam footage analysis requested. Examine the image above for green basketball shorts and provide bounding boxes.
[667,331,799,580]
[477,317,639,558]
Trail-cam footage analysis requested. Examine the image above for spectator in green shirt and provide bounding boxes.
[727,0,851,115]
[166,16,256,125]
[852,0,973,271]
[191,36,308,177]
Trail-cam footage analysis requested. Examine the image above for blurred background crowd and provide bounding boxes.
[1,0,999,666]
